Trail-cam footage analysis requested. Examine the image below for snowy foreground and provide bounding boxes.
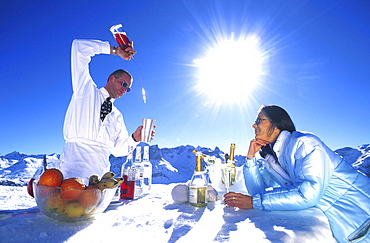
[1,144,369,242]
[0,184,335,243]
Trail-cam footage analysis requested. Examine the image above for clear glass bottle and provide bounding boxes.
[142,145,152,196]
[120,147,136,200]
[188,151,208,207]
[133,146,144,198]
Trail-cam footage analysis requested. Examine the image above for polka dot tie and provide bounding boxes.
[100,97,112,121]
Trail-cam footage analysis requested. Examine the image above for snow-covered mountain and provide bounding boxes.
[335,144,370,176]
[1,144,369,186]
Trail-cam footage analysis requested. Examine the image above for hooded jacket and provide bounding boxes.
[244,131,370,243]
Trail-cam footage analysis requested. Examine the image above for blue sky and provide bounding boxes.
[1,0,369,156]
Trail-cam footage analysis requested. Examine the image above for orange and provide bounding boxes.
[60,178,86,200]
[79,185,102,208]
[37,168,64,187]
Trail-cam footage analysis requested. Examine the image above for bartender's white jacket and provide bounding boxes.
[60,39,138,181]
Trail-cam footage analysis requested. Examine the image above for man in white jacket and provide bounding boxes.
[60,39,144,182]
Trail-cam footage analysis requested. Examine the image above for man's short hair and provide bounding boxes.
[110,69,133,82]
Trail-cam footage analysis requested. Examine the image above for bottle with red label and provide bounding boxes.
[120,147,136,200]
[110,24,132,50]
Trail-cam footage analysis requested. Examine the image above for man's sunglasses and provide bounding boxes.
[115,77,131,92]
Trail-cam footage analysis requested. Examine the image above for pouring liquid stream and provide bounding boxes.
[109,24,148,115]
[132,56,149,117]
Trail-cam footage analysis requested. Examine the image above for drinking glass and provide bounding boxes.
[221,166,232,193]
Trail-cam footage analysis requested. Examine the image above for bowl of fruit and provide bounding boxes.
[32,168,123,221]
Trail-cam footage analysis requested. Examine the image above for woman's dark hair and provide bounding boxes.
[260,105,296,133]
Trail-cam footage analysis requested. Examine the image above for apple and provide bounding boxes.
[27,179,35,197]
[65,202,86,218]
[44,193,65,215]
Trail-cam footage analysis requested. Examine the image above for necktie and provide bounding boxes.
[100,97,112,121]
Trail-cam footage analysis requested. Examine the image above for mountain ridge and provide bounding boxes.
[1,144,369,186]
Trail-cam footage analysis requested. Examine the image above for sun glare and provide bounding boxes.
[193,36,266,106]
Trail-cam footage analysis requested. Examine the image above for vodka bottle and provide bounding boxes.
[120,148,136,200]
[142,145,152,196]
[133,146,144,198]
[135,146,142,163]
[188,151,208,207]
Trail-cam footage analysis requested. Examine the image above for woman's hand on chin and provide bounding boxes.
[247,139,269,159]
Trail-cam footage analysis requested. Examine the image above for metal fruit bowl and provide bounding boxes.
[33,181,116,222]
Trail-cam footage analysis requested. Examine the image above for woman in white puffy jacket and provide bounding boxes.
[224,105,370,243]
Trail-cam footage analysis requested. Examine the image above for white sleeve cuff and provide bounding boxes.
[245,157,258,167]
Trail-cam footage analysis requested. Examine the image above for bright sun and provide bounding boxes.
[193,36,266,106]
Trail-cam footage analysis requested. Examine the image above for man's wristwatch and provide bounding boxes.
[112,46,117,55]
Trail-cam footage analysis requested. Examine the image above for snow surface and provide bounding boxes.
[1,144,369,243]
[0,184,336,243]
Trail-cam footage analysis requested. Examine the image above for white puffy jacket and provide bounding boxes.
[244,131,370,243]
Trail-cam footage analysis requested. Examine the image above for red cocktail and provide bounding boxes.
[110,24,132,49]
